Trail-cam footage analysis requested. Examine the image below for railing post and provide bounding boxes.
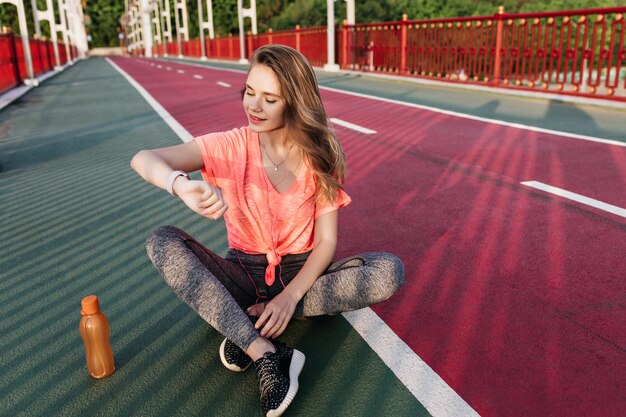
[493,5,504,84]
[247,30,253,57]
[268,27,272,44]
[400,13,408,75]
[324,0,339,71]
[7,29,23,85]
[341,19,348,69]
[295,24,300,51]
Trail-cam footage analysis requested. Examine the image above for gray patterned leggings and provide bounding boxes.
[146,226,404,351]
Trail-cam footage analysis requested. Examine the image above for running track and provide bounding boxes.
[109,56,626,417]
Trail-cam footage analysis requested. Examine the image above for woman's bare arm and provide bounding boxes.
[130,141,228,220]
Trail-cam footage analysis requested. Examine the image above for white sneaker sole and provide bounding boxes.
[266,349,306,417]
[219,338,251,372]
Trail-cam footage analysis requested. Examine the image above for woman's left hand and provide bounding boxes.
[255,290,300,339]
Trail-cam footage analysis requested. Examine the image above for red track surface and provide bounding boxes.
[111,57,626,417]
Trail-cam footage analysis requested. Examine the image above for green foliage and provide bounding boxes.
[0,0,623,48]
[86,0,125,47]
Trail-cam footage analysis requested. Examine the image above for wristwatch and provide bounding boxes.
[166,170,190,196]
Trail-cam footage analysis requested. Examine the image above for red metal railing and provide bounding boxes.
[248,26,327,67]
[153,34,241,60]
[143,7,626,102]
[0,31,71,94]
[0,33,20,94]
[153,28,325,65]
[341,7,626,101]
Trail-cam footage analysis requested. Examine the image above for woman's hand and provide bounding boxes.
[246,302,266,317]
[175,179,228,220]
[255,290,300,339]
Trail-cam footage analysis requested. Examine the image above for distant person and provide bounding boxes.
[131,44,404,417]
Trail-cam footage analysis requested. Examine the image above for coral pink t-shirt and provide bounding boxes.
[194,126,351,285]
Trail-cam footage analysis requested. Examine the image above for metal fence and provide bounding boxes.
[340,7,626,101]
[0,32,73,94]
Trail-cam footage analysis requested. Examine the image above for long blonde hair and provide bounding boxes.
[247,44,346,203]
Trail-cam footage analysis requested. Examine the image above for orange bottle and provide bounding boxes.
[79,295,115,379]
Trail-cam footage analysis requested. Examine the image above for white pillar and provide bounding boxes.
[30,0,62,68]
[56,0,72,63]
[151,0,162,47]
[345,0,355,25]
[1,0,37,84]
[237,0,256,64]
[139,0,153,56]
[65,0,88,58]
[173,0,189,58]
[160,0,172,56]
[198,0,214,60]
[324,0,339,71]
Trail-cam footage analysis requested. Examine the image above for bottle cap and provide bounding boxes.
[81,295,100,315]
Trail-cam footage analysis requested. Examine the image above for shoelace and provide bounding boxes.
[257,355,281,395]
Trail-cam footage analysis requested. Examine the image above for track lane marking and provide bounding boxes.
[344,309,480,417]
[106,58,193,143]
[330,118,377,134]
[149,59,625,147]
[217,81,231,88]
[319,85,626,148]
[193,75,203,80]
[521,181,626,218]
[107,56,484,417]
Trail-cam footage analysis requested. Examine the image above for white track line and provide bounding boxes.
[110,57,481,416]
[193,74,203,79]
[343,309,481,417]
[177,69,185,74]
[217,81,231,88]
[320,85,626,148]
[155,59,624,147]
[106,58,192,142]
[521,181,626,218]
[330,117,377,134]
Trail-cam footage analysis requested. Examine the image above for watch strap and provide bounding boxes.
[166,170,189,196]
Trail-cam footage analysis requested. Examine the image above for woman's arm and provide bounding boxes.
[130,141,228,220]
[130,141,204,191]
[255,210,338,339]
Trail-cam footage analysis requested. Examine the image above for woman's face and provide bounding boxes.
[243,64,286,135]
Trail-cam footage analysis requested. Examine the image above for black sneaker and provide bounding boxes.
[254,343,305,417]
[219,338,253,372]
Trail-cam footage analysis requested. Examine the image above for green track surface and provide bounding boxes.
[0,58,430,417]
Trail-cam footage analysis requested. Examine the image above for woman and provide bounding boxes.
[131,44,404,417]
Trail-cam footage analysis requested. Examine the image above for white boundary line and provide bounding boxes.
[330,117,377,134]
[153,58,625,148]
[193,75,203,80]
[343,309,481,417]
[105,58,193,142]
[217,81,231,88]
[110,57,482,416]
[156,57,248,74]
[521,181,626,218]
[319,85,626,148]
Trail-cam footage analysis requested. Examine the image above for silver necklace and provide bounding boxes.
[261,140,294,171]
